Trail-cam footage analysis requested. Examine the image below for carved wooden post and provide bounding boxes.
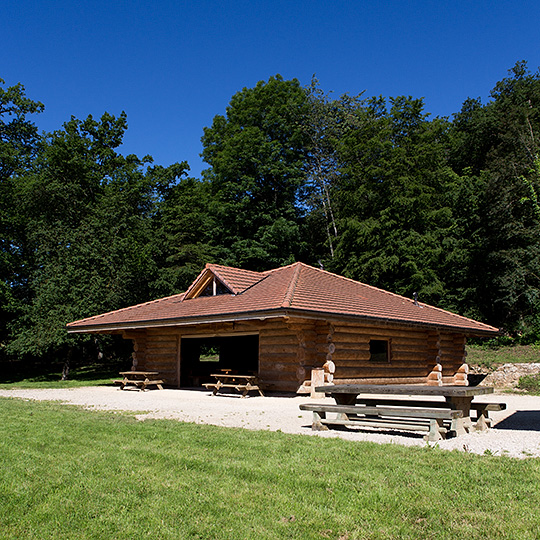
[310,368,325,399]
[323,359,335,383]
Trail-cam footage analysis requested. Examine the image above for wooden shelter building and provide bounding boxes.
[67,262,499,392]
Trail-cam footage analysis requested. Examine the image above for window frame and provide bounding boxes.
[369,338,391,363]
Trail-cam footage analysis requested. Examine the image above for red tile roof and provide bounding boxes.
[67,262,499,336]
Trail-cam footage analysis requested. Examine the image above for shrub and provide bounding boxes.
[517,374,540,394]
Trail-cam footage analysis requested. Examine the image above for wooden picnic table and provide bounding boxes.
[204,373,264,398]
[117,371,164,391]
[308,384,497,439]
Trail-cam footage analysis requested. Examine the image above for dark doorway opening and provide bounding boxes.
[180,335,259,387]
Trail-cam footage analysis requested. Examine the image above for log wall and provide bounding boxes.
[327,322,468,387]
[258,318,327,392]
[121,317,469,390]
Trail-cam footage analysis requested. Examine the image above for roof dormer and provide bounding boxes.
[183,268,233,300]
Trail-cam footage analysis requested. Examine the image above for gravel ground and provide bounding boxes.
[1,386,540,459]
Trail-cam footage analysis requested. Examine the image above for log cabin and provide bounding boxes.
[67,262,499,392]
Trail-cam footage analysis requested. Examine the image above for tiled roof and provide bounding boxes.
[67,262,499,335]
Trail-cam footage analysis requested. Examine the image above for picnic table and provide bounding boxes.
[301,384,502,441]
[204,373,264,398]
[116,371,164,391]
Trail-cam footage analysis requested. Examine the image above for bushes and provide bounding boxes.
[517,374,540,395]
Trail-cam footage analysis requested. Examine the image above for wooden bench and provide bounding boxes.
[353,398,506,428]
[300,403,463,442]
[116,371,164,391]
[203,373,264,398]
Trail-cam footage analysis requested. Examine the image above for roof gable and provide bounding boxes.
[183,264,266,299]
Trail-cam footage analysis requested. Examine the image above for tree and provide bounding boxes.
[201,75,309,270]
[7,112,187,371]
[301,77,365,263]
[152,175,219,295]
[449,61,540,334]
[0,79,44,349]
[333,96,457,306]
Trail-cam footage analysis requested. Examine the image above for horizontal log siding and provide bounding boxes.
[331,323,436,385]
[258,320,300,392]
[258,318,324,392]
[440,333,468,385]
[120,318,469,391]
[144,329,178,385]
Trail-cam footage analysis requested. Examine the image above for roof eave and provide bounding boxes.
[66,309,291,334]
[66,307,499,337]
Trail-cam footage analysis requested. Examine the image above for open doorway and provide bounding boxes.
[180,334,259,387]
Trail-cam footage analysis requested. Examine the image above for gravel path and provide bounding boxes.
[1,387,540,459]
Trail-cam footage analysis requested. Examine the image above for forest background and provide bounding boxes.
[1,61,540,368]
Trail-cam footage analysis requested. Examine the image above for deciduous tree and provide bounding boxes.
[201,75,309,270]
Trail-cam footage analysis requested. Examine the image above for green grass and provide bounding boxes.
[0,361,121,389]
[467,344,540,370]
[1,397,540,539]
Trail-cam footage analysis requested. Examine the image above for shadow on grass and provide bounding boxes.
[0,359,127,387]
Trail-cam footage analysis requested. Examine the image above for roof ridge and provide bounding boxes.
[262,261,302,275]
[66,292,185,327]
[207,263,264,276]
[281,262,303,307]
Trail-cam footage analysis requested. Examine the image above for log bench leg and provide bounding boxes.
[312,411,329,431]
[425,419,444,442]
[450,416,467,437]
[446,396,472,435]
[474,406,491,431]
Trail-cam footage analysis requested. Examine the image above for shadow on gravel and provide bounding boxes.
[494,411,540,431]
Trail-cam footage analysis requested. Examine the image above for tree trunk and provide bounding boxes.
[61,347,73,381]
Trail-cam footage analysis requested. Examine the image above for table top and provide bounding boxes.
[315,384,494,397]
[119,371,159,377]
[211,373,257,380]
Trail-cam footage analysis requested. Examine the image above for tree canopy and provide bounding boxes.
[2,63,540,370]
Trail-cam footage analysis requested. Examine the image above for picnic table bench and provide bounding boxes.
[351,397,506,429]
[115,371,164,391]
[204,373,264,398]
[300,402,463,442]
[301,384,502,441]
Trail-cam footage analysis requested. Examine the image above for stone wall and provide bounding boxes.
[471,363,540,389]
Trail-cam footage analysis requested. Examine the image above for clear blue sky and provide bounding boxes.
[3,1,540,178]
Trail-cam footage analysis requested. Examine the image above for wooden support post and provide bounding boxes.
[310,368,325,399]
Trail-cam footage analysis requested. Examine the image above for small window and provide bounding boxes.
[199,277,230,297]
[369,339,390,363]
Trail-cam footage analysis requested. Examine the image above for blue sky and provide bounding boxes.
[3,1,540,178]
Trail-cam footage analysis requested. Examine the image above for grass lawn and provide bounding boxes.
[1,397,540,539]
[0,362,121,389]
[467,344,540,369]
